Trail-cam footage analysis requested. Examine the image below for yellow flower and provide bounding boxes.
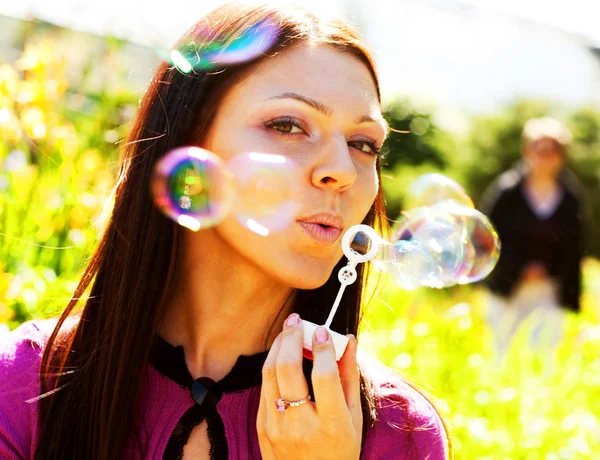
[80,149,102,174]
[16,47,40,71]
[21,106,46,138]
[51,124,80,158]
[0,64,19,98]
[69,205,89,229]
[35,225,54,242]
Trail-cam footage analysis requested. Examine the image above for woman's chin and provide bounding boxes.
[275,268,334,290]
[292,277,330,290]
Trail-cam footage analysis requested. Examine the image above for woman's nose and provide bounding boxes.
[310,137,357,192]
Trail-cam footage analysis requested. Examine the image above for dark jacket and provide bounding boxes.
[479,164,583,312]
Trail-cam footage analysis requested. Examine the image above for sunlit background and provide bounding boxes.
[1,0,599,458]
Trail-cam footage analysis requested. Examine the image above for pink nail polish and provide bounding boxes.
[315,327,329,344]
[286,313,300,327]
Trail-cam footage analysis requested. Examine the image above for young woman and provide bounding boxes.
[0,3,449,459]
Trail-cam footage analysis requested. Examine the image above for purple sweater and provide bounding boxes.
[0,320,448,459]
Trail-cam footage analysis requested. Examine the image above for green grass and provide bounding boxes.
[360,269,600,459]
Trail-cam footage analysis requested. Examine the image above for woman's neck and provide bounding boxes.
[525,173,559,195]
[160,229,294,381]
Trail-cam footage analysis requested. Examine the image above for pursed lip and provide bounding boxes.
[296,212,344,245]
[296,212,344,230]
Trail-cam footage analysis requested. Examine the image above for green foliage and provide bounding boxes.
[381,99,460,219]
[461,100,551,201]
[382,99,450,170]
[566,108,600,256]
[0,40,136,327]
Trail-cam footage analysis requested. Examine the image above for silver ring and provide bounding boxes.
[275,395,311,413]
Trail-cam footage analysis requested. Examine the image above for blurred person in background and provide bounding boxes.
[480,117,583,357]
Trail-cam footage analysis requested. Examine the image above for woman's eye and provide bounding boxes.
[348,140,381,155]
[265,118,305,135]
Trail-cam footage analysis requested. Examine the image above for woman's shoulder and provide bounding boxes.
[0,319,60,459]
[359,351,449,460]
[479,167,523,214]
[0,318,58,367]
[1,320,46,373]
[0,317,74,391]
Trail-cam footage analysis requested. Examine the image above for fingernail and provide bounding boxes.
[347,334,357,352]
[315,327,329,344]
[285,313,300,327]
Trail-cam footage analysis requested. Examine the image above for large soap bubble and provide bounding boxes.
[151,147,300,236]
[227,152,301,236]
[374,174,500,289]
[373,239,434,290]
[390,202,499,288]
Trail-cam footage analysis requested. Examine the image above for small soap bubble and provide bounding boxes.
[406,173,473,209]
[170,20,279,73]
[227,152,301,236]
[151,146,236,231]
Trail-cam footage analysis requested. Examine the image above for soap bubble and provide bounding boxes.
[227,152,301,236]
[405,173,473,209]
[450,204,500,284]
[374,240,434,290]
[395,207,473,288]
[372,174,500,289]
[151,146,236,231]
[151,147,301,236]
[169,20,279,73]
[391,202,499,288]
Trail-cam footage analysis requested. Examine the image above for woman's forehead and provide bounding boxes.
[228,45,381,115]
[528,137,564,152]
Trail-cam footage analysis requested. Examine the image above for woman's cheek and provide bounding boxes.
[360,160,380,196]
[349,168,378,217]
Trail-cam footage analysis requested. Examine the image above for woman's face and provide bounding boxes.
[524,137,565,179]
[201,44,387,289]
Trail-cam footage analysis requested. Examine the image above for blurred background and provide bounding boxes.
[1,0,599,457]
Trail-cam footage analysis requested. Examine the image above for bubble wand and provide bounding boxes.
[301,224,381,361]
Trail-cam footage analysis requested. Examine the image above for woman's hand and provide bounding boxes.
[257,313,363,460]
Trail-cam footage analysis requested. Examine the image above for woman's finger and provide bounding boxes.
[261,333,283,427]
[276,313,310,405]
[257,382,267,436]
[311,327,351,423]
[338,334,363,435]
[256,389,275,460]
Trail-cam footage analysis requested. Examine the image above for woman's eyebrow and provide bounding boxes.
[267,92,389,135]
[358,114,390,138]
[268,92,333,116]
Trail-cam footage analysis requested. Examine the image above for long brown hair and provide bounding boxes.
[35,3,447,459]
